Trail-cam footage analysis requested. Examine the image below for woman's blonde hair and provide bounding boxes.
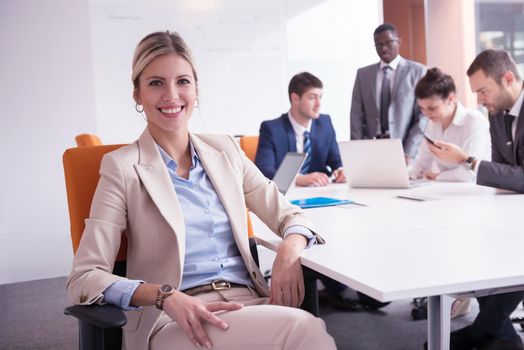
[132,31,198,89]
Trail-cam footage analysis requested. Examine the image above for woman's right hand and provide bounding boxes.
[162,291,243,349]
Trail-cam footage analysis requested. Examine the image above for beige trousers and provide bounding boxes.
[150,286,337,350]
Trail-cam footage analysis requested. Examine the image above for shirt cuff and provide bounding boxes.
[282,225,316,248]
[472,159,481,175]
[103,279,144,311]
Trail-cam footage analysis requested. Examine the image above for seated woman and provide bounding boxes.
[410,67,491,321]
[66,31,336,350]
[409,67,491,182]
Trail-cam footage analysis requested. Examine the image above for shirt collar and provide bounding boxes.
[287,111,312,135]
[451,102,468,127]
[157,141,199,171]
[380,55,402,71]
[508,87,524,119]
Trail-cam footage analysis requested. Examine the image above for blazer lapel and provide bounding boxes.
[514,103,524,162]
[190,134,269,295]
[282,115,297,152]
[369,63,379,105]
[134,129,186,262]
[392,58,408,101]
[310,118,320,159]
[189,134,249,256]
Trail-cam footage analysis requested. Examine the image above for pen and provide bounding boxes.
[396,195,425,202]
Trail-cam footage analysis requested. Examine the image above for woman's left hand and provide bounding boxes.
[269,234,306,308]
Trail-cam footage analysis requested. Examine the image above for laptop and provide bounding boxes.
[339,139,427,188]
[273,152,307,194]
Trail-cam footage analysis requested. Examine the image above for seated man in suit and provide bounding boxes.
[350,23,427,161]
[255,71,345,186]
[423,50,524,350]
[256,72,388,312]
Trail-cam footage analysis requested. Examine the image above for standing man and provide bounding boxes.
[424,49,524,349]
[350,23,427,160]
[255,72,345,187]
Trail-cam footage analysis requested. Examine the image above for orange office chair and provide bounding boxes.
[63,144,128,350]
[63,143,262,349]
[239,135,259,162]
[75,133,102,147]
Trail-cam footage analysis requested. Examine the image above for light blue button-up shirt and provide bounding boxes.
[103,142,314,310]
[158,143,253,290]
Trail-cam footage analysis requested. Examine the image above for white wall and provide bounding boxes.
[90,0,381,143]
[0,0,95,284]
[1,0,380,284]
[425,0,477,109]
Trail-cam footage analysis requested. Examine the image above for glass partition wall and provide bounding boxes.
[476,0,524,77]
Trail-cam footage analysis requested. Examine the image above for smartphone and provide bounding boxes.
[423,134,442,149]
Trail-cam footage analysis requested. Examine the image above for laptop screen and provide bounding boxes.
[339,139,411,188]
[273,152,307,194]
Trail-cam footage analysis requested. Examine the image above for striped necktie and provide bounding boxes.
[301,130,311,174]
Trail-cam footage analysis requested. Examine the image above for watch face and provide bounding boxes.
[160,284,174,293]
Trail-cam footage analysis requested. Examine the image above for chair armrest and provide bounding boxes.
[64,304,127,329]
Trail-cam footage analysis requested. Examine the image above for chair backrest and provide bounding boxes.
[63,143,255,262]
[75,133,102,147]
[63,144,128,261]
[239,136,259,162]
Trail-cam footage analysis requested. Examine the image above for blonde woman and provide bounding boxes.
[67,31,336,350]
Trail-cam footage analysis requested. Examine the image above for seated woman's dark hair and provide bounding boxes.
[415,67,456,99]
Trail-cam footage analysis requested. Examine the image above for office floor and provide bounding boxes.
[1,277,523,350]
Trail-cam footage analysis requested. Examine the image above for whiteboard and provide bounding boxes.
[89,0,381,143]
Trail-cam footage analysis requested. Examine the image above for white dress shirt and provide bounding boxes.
[287,111,312,153]
[409,102,491,182]
[376,55,401,110]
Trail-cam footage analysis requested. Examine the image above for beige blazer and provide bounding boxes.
[66,128,316,350]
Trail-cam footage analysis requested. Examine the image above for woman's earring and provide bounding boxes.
[135,103,144,113]
[194,98,199,109]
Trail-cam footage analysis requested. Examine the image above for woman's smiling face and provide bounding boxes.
[134,53,197,136]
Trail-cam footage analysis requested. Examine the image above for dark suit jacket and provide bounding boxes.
[255,113,342,179]
[477,102,524,193]
[350,57,427,158]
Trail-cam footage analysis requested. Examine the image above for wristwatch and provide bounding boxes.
[464,156,476,170]
[155,284,175,310]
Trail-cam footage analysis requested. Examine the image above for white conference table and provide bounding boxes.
[251,182,524,350]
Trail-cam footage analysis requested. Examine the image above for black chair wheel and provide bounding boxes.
[411,306,428,320]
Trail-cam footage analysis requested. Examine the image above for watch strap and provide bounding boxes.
[464,156,476,170]
[156,284,175,310]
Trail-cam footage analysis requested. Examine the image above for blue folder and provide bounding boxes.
[290,197,353,209]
